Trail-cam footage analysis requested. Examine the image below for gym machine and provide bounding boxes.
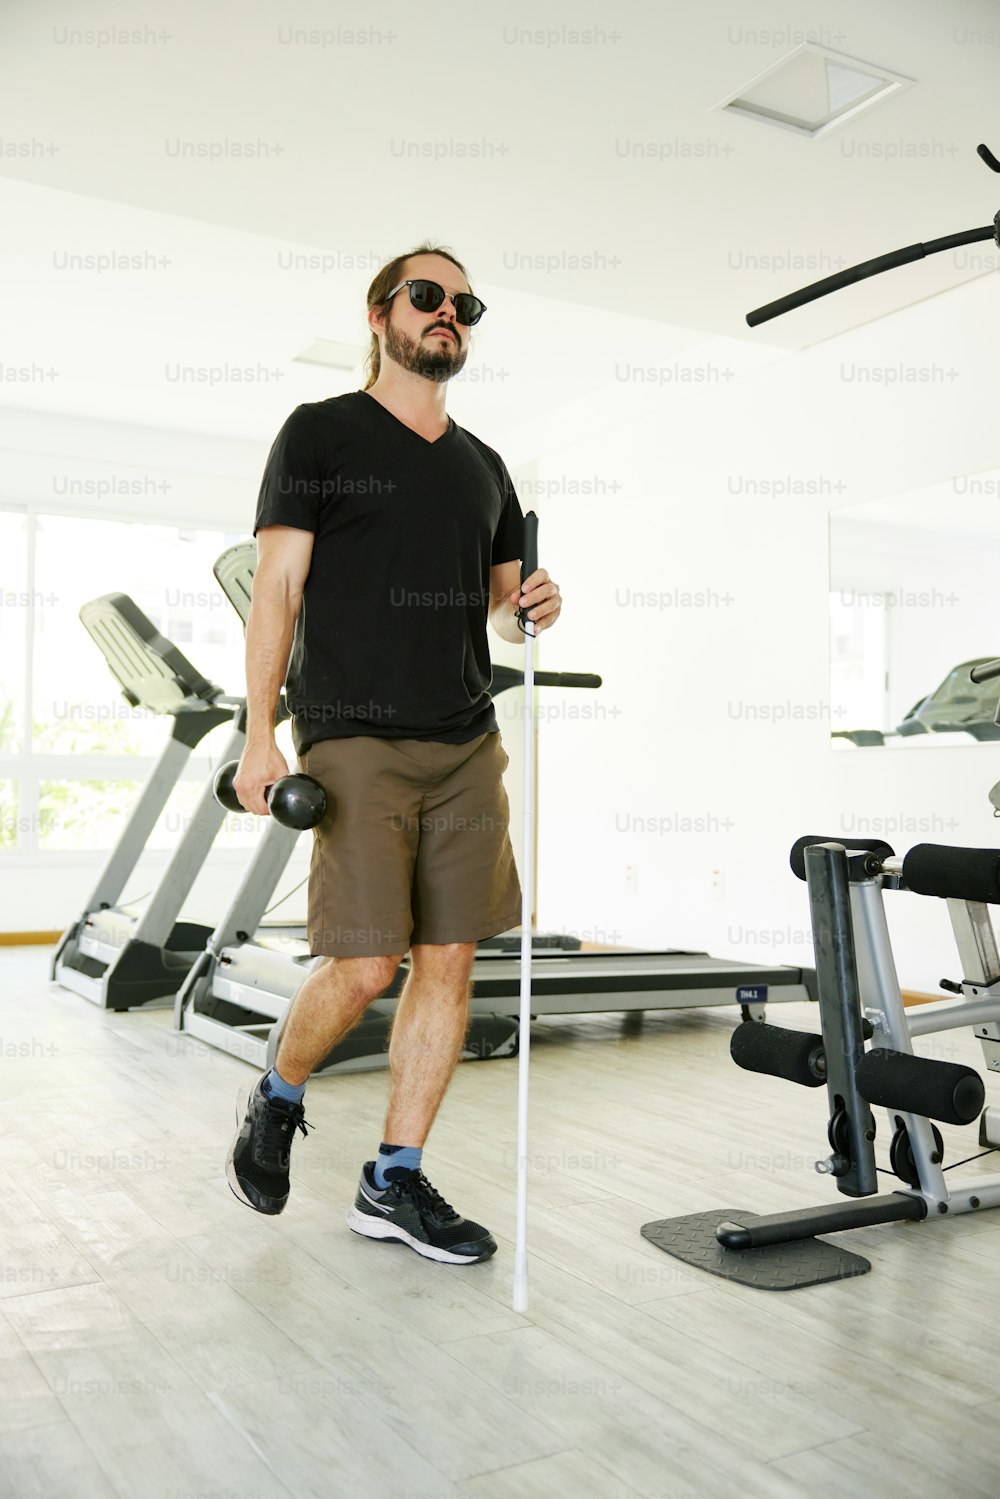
[746,141,1000,328]
[173,847,817,1077]
[643,811,1000,1288]
[834,655,1000,747]
[51,593,251,1009]
[638,147,1000,1284]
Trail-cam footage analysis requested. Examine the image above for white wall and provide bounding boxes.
[529,272,1000,993]
[0,405,263,529]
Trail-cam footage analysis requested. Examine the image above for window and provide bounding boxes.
[1,510,265,857]
[0,512,28,754]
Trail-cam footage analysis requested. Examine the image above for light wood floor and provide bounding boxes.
[2,944,1000,1499]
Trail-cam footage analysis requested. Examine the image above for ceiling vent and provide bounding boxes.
[292,338,363,371]
[715,44,912,139]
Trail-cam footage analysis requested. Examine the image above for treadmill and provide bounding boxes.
[51,593,249,1010]
[177,936,816,1076]
[173,543,815,1073]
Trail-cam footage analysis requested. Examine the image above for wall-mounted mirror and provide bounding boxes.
[830,477,1000,749]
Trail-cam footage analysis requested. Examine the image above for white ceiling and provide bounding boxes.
[0,174,789,448]
[2,0,999,444]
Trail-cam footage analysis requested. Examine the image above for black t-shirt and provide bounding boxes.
[253,391,525,754]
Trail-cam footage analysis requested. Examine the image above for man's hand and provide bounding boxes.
[233,742,291,816]
[509,568,561,633]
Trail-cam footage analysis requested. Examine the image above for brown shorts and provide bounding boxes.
[297,731,522,957]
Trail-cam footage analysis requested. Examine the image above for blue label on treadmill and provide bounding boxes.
[736,985,767,1003]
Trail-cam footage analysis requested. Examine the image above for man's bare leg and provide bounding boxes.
[229,954,408,1214]
[381,941,477,1145]
[274,953,405,1085]
[347,940,497,1261]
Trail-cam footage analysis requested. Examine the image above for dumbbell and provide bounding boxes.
[213,759,326,830]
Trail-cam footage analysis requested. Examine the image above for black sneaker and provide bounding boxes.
[226,1075,311,1214]
[346,1163,497,1264]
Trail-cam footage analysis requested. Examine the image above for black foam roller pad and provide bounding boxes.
[855,1047,985,1126]
[902,843,1000,905]
[789,835,895,882]
[730,1023,826,1087]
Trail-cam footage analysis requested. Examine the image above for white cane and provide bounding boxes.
[513,510,539,1314]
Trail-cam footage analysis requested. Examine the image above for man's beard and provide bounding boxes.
[384,319,468,383]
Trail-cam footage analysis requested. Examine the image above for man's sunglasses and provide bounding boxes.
[386,279,487,327]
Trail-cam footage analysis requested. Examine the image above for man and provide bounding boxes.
[227,242,562,1264]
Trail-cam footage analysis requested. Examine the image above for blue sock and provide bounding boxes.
[261,1067,306,1104]
[374,1142,422,1189]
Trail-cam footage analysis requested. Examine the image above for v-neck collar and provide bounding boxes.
[361,390,454,448]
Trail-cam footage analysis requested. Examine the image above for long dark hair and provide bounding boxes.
[363,242,470,390]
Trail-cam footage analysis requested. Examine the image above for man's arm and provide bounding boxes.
[488,559,523,645]
[233,525,315,815]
